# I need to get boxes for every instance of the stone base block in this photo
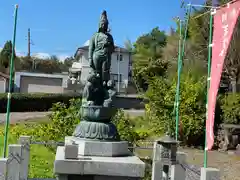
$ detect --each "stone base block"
[64,145,78,159]
[57,174,140,180]
[200,168,220,180]
[54,146,145,178]
[65,136,129,157]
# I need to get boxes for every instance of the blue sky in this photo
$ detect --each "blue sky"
[0,0,201,60]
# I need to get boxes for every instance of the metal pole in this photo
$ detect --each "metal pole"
[175,20,182,141]
[117,48,120,93]
[181,4,191,62]
[173,4,191,140]
[204,9,214,168]
[3,4,19,157]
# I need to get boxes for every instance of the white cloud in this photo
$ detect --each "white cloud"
[32,52,51,59]
[57,55,70,62]
[0,47,70,62]
[32,52,70,62]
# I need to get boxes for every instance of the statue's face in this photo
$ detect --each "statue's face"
[99,22,108,32]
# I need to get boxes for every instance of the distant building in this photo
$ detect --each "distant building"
[14,72,68,93]
[0,72,9,93]
[70,40,132,92]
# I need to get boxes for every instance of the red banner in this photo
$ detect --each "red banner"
[206,1,240,150]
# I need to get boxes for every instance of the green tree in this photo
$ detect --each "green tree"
[124,39,133,52]
[62,56,75,71]
[133,27,168,91]
[0,41,16,71]
[18,56,33,71]
[223,23,240,92]
[145,66,207,145]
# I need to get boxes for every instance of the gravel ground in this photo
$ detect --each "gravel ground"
[136,142,240,180]
[0,112,51,124]
[0,110,145,124]
[181,148,240,180]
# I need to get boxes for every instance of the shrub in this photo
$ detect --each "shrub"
[35,98,81,143]
[221,93,240,124]
[38,99,149,147]
[145,71,207,146]
[113,109,148,143]
[0,93,81,112]
[5,98,149,153]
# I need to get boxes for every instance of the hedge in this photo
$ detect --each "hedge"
[0,93,81,113]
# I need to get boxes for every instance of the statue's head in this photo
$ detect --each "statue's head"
[98,10,109,33]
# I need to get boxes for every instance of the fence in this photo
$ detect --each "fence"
[0,136,220,180]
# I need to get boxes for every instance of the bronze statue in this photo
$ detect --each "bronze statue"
[88,10,115,86]
[73,10,119,140]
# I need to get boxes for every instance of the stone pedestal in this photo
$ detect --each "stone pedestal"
[54,137,145,180]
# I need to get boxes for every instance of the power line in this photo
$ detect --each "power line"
[190,0,240,20]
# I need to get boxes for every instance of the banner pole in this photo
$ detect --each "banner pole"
[174,4,191,140]
[3,4,19,158]
[175,19,182,140]
[181,4,191,61]
[204,8,214,168]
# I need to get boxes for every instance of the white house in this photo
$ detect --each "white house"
[71,40,132,91]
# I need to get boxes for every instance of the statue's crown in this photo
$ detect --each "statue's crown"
[99,10,108,25]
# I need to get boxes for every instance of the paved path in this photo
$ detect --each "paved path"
[0,110,145,124]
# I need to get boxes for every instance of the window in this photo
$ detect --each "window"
[117,54,123,61]
[110,73,122,83]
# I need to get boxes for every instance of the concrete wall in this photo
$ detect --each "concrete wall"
[115,95,145,109]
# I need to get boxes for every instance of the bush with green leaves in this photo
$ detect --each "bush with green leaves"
[112,109,149,143]
[221,93,240,124]
[5,97,149,153]
[145,70,207,146]
[36,98,81,143]
[35,99,148,146]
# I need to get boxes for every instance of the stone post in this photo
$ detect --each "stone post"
[151,141,162,180]
[7,144,22,180]
[18,136,31,180]
[0,158,8,180]
[151,136,178,180]
[170,152,187,180]
[200,168,220,180]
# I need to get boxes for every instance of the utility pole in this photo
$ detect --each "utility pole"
[27,28,31,57]
[27,28,35,70]
[117,47,120,93]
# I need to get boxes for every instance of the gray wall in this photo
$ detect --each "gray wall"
[115,95,145,109]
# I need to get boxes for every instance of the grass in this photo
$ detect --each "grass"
[0,122,55,178]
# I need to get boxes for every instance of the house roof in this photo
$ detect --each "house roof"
[0,72,9,79]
